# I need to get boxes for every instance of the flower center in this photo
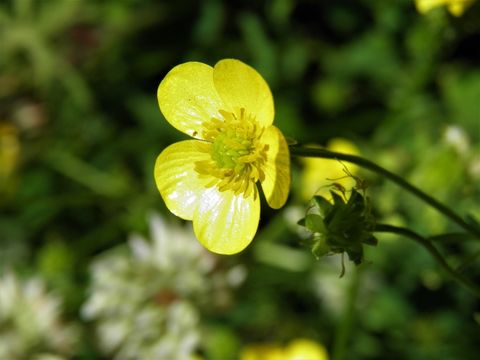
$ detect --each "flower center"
[195,108,269,198]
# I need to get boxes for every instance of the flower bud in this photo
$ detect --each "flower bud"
[299,189,377,265]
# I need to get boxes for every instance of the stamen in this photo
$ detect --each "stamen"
[194,108,269,198]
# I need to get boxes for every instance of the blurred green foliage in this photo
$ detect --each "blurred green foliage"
[0,0,479,359]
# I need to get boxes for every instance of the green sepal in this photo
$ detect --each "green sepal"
[311,233,331,258]
[305,214,327,234]
[299,189,378,269]
[330,190,345,207]
[311,195,332,218]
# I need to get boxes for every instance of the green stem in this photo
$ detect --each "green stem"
[456,249,480,274]
[374,223,480,298]
[290,146,480,239]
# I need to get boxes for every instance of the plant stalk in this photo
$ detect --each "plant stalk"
[290,146,480,239]
[374,223,480,298]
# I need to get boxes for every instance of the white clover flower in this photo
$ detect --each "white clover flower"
[82,212,246,360]
[443,125,470,156]
[0,271,78,359]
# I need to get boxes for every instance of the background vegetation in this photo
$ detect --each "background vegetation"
[1,0,479,359]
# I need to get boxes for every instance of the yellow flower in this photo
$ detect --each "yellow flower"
[284,339,329,360]
[301,138,359,202]
[240,344,285,360]
[154,59,290,255]
[240,339,329,360]
[0,122,20,182]
[414,0,475,16]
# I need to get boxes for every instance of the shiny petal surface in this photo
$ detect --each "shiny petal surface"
[193,188,260,255]
[260,126,290,209]
[154,140,210,220]
[213,59,274,127]
[157,62,224,139]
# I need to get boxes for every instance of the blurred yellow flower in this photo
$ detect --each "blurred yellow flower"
[154,59,290,255]
[284,339,329,360]
[240,344,285,360]
[301,138,359,202]
[0,122,20,182]
[414,0,475,16]
[240,339,328,360]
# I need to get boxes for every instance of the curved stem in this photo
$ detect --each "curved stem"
[456,249,480,274]
[290,146,480,239]
[374,223,480,298]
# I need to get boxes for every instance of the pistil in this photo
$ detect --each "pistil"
[194,108,268,198]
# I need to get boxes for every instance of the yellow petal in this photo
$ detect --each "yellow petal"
[284,339,329,360]
[448,0,474,16]
[240,344,285,360]
[414,0,473,15]
[415,0,448,13]
[157,62,224,139]
[193,187,260,255]
[260,126,290,209]
[213,59,274,127]
[154,140,210,220]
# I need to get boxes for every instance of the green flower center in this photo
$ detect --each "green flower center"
[195,108,269,198]
[211,131,253,169]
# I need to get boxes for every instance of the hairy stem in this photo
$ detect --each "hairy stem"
[290,146,480,239]
[374,223,480,298]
